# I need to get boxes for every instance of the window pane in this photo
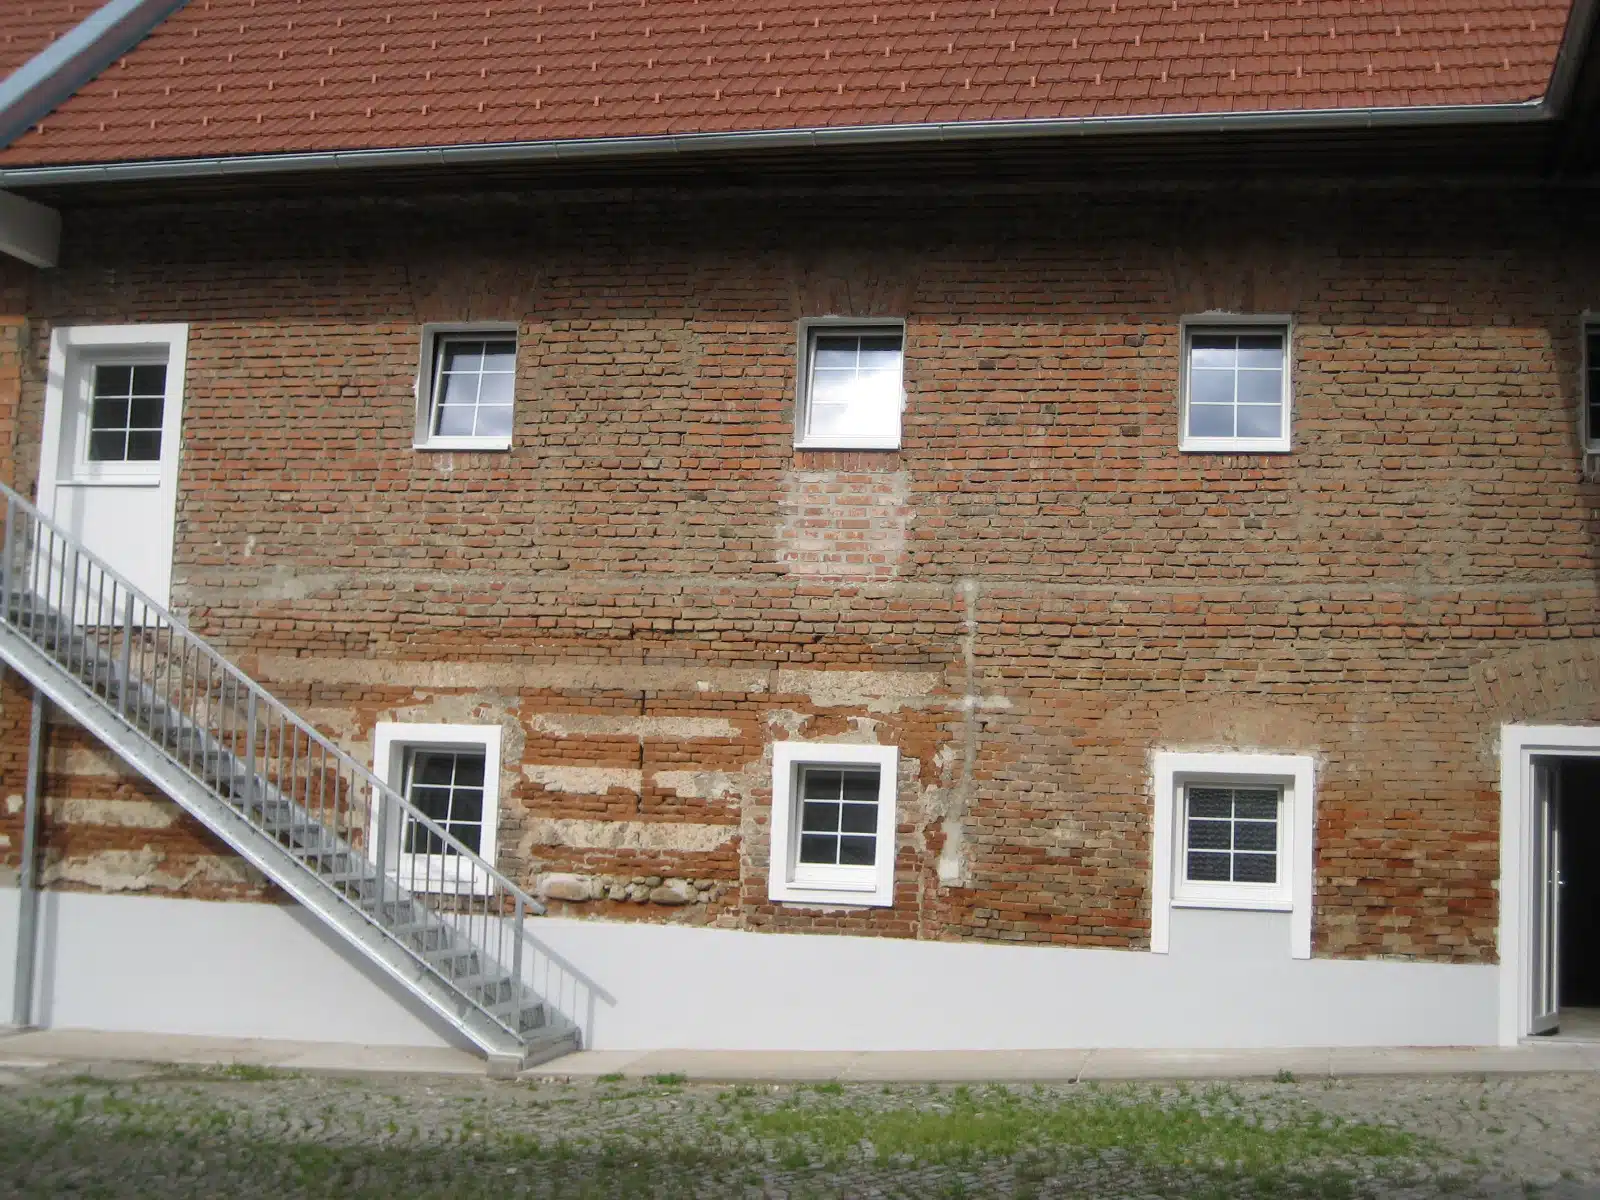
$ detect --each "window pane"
[440,340,485,372]
[1234,791,1279,819]
[129,396,165,429]
[801,769,842,799]
[91,397,130,432]
[1235,403,1282,439]
[1187,851,1231,881]
[88,431,126,462]
[1187,405,1233,439]
[1188,788,1233,818]
[838,835,876,866]
[130,364,167,395]
[799,834,836,865]
[1188,368,1234,407]
[450,788,484,826]
[840,802,877,833]
[473,405,514,438]
[857,337,903,368]
[806,404,853,438]
[812,337,859,369]
[801,801,840,833]
[1188,335,1235,368]
[95,365,132,395]
[840,770,879,802]
[1234,853,1277,883]
[475,369,515,406]
[480,341,516,373]
[1233,821,1276,851]
[124,431,162,461]
[434,401,477,437]
[1236,369,1282,408]
[1235,335,1283,368]
[1187,820,1231,850]
[808,371,856,408]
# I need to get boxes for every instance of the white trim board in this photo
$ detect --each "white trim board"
[1497,724,1600,1046]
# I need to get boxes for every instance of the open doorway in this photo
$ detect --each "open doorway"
[1550,758,1600,1040]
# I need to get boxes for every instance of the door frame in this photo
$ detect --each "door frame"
[1498,724,1600,1044]
[38,323,188,607]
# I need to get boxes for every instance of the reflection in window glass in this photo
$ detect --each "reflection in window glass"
[1185,330,1285,443]
[804,331,903,443]
[431,337,516,439]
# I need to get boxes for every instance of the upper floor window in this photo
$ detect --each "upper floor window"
[1585,322,1600,452]
[414,324,517,451]
[795,319,904,450]
[1180,320,1292,453]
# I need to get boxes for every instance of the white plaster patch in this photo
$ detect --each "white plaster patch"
[42,849,259,893]
[51,798,176,829]
[259,657,770,695]
[650,769,742,802]
[773,669,944,714]
[5,794,20,814]
[529,714,737,740]
[522,765,643,793]
[526,819,736,852]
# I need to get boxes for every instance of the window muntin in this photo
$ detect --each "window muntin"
[87,363,166,463]
[768,742,897,907]
[1586,326,1600,450]
[797,766,880,870]
[400,747,487,857]
[1184,784,1280,885]
[796,324,904,449]
[1180,324,1291,452]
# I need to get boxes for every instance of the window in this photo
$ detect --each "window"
[87,363,166,464]
[1180,320,1292,452]
[414,325,518,450]
[1150,752,1313,958]
[768,742,898,906]
[1585,322,1600,452]
[372,723,502,893]
[795,319,905,450]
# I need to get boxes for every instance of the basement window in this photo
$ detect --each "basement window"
[414,325,518,450]
[768,742,898,907]
[1180,319,1292,453]
[372,723,502,893]
[1151,752,1314,959]
[794,319,905,450]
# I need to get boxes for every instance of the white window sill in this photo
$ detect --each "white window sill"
[793,439,902,452]
[1179,437,1291,454]
[413,437,513,452]
[1171,894,1292,913]
[770,881,893,908]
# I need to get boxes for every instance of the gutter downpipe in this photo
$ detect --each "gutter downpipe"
[0,0,1593,190]
[11,691,45,1029]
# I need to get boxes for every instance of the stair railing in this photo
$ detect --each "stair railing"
[0,480,547,1037]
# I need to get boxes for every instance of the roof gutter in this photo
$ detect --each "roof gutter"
[0,0,1593,190]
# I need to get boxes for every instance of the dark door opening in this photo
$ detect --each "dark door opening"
[1556,759,1600,1021]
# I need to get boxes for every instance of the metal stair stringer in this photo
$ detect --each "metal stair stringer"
[0,481,579,1072]
[0,626,574,1068]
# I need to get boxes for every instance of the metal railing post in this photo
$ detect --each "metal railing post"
[512,897,526,1008]
[117,591,134,717]
[243,691,258,811]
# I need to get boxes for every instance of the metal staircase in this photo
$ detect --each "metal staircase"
[0,481,578,1071]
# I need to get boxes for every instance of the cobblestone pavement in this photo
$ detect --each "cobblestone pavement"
[0,1061,1597,1198]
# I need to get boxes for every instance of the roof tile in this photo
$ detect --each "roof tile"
[0,0,1577,167]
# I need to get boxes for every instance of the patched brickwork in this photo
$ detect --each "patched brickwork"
[2,181,1599,963]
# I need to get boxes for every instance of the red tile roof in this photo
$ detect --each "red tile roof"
[0,1,98,78]
[0,0,1577,168]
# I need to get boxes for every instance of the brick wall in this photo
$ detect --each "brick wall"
[2,180,1598,962]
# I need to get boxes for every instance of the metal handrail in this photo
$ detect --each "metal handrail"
[0,479,548,1042]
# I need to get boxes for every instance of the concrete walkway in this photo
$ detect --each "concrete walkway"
[3,1028,1600,1082]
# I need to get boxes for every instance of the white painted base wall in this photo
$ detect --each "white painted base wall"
[0,890,1498,1051]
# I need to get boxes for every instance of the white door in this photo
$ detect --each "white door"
[38,325,188,612]
[1530,757,1562,1035]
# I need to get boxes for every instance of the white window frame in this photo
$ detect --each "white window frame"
[793,316,906,451]
[768,741,898,907]
[1582,315,1599,453]
[1178,315,1293,454]
[413,322,518,451]
[371,722,502,894]
[1151,751,1313,958]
